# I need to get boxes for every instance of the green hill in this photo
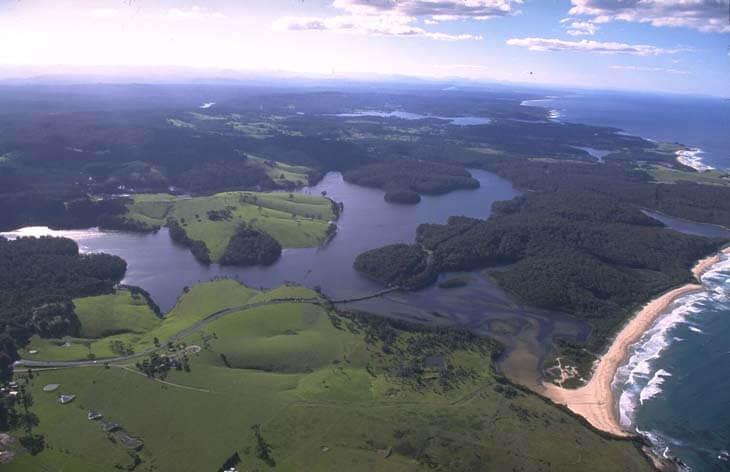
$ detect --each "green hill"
[10,281,653,472]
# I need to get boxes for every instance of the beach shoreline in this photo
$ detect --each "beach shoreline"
[541,247,729,437]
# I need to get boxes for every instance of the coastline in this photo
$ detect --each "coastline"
[541,247,729,437]
[675,147,713,172]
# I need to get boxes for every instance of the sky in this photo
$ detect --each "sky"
[0,0,728,96]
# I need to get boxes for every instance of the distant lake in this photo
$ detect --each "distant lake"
[334,110,491,126]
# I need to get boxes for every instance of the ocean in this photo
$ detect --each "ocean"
[531,91,730,471]
[522,91,730,171]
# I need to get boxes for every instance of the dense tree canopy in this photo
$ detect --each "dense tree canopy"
[220,223,282,266]
[415,190,726,349]
[344,160,479,204]
[354,243,436,289]
[0,236,127,379]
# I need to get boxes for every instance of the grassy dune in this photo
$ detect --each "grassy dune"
[121,191,336,261]
[12,281,652,472]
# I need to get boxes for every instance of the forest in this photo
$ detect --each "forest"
[167,218,211,264]
[219,223,282,266]
[343,160,479,204]
[353,243,437,289]
[356,189,728,372]
[0,236,127,379]
[471,154,730,228]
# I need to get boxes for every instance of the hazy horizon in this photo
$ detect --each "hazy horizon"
[0,0,727,97]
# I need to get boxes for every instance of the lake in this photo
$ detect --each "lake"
[334,110,492,126]
[1,168,589,383]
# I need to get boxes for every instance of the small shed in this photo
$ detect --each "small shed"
[57,394,75,405]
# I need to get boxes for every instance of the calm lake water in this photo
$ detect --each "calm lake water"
[335,110,492,126]
[1,168,590,383]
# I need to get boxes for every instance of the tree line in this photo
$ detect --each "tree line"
[0,236,127,379]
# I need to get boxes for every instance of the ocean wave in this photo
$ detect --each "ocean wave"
[615,292,709,427]
[676,148,714,172]
[615,252,730,468]
[640,369,671,405]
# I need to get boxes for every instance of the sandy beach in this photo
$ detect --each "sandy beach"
[541,249,728,436]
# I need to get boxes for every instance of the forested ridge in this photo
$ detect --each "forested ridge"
[354,244,436,289]
[0,236,127,379]
[421,191,724,341]
[344,160,479,204]
[360,189,726,376]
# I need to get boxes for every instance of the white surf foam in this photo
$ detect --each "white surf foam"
[676,148,714,172]
[200,102,215,109]
[615,252,730,467]
[615,292,709,426]
[640,369,671,404]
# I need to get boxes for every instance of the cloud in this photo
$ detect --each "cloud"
[91,9,121,20]
[332,0,523,20]
[609,65,688,74]
[274,15,482,40]
[568,0,730,33]
[560,19,598,36]
[273,1,518,40]
[167,6,225,21]
[506,37,686,55]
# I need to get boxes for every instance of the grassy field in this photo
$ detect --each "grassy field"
[9,281,653,472]
[245,154,312,186]
[120,191,336,261]
[20,280,259,362]
[646,165,730,186]
[74,289,161,339]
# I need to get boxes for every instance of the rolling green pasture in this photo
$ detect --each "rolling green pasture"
[120,191,336,261]
[74,288,161,339]
[11,281,652,472]
[20,280,259,362]
[245,154,311,186]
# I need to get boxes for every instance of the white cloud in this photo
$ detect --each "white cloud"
[568,0,730,33]
[562,20,598,36]
[91,9,121,20]
[609,65,688,74]
[274,0,517,40]
[274,15,482,40]
[506,37,686,55]
[332,0,522,20]
[167,6,225,21]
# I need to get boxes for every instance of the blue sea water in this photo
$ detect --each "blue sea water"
[523,91,730,170]
[614,257,730,471]
[534,91,730,471]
